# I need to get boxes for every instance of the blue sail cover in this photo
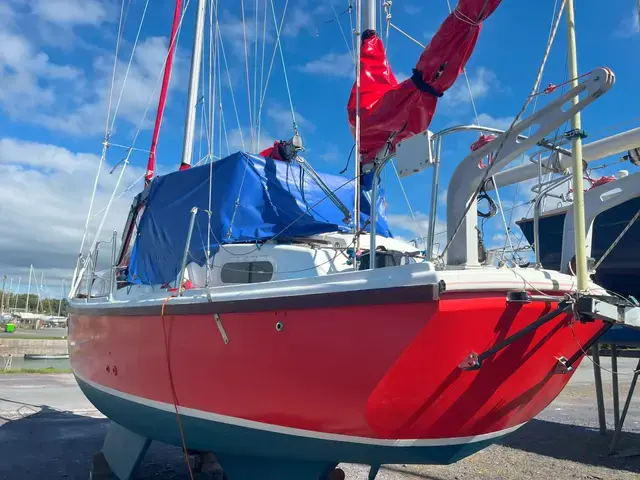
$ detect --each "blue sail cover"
[128,152,391,285]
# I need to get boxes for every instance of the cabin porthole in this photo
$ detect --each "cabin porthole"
[275,322,284,332]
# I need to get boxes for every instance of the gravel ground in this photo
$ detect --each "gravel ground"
[0,358,638,479]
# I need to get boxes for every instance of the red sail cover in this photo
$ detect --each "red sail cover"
[347,0,502,164]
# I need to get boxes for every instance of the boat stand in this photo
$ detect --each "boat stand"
[591,338,640,457]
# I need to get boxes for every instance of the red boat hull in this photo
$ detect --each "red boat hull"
[69,291,603,465]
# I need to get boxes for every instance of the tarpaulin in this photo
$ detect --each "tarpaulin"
[127,152,391,285]
[347,0,502,163]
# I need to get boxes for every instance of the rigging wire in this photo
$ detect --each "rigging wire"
[89,173,146,220]
[391,160,428,250]
[75,0,127,276]
[219,41,231,157]
[205,170,363,259]
[490,176,515,253]
[508,15,570,260]
[257,0,268,141]
[206,0,215,162]
[253,0,259,145]
[438,0,567,264]
[445,0,481,131]
[347,1,356,56]
[72,0,195,295]
[593,207,640,270]
[108,0,152,135]
[328,0,355,63]
[211,2,246,150]
[225,0,292,239]
[269,0,299,135]
[569,321,640,376]
[257,0,291,146]
[240,0,255,149]
[380,2,429,252]
[383,0,391,53]
[388,22,425,49]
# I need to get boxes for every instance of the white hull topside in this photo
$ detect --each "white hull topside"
[74,231,596,312]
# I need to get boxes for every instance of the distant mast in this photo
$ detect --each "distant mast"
[178,0,207,171]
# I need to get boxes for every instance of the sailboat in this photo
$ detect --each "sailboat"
[497,131,640,301]
[67,1,640,479]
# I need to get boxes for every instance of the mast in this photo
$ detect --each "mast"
[6,277,13,313]
[179,0,207,170]
[145,0,184,185]
[58,280,65,317]
[565,0,588,291]
[355,0,375,268]
[25,265,32,313]
[362,0,376,32]
[13,277,20,310]
[36,271,44,314]
[0,274,6,314]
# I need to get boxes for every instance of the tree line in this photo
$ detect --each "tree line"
[0,293,68,316]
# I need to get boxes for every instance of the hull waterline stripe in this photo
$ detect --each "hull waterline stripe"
[75,372,525,447]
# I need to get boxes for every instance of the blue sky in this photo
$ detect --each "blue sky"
[0,0,639,296]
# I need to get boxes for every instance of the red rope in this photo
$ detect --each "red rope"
[161,296,195,480]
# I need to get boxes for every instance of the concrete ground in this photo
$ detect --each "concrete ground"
[0,358,639,479]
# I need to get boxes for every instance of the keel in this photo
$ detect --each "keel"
[101,421,151,480]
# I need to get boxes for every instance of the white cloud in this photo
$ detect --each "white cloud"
[437,188,448,207]
[441,67,498,109]
[387,211,446,239]
[0,26,82,117]
[298,52,355,79]
[476,113,514,131]
[0,138,144,290]
[283,7,314,38]
[267,105,316,134]
[20,0,118,51]
[3,34,188,136]
[0,1,188,137]
[614,8,640,38]
[319,146,342,163]
[395,71,411,83]
[387,211,447,255]
[227,128,275,154]
[217,6,270,55]
[31,0,115,27]
[404,5,423,15]
[215,2,313,57]
[492,233,507,244]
